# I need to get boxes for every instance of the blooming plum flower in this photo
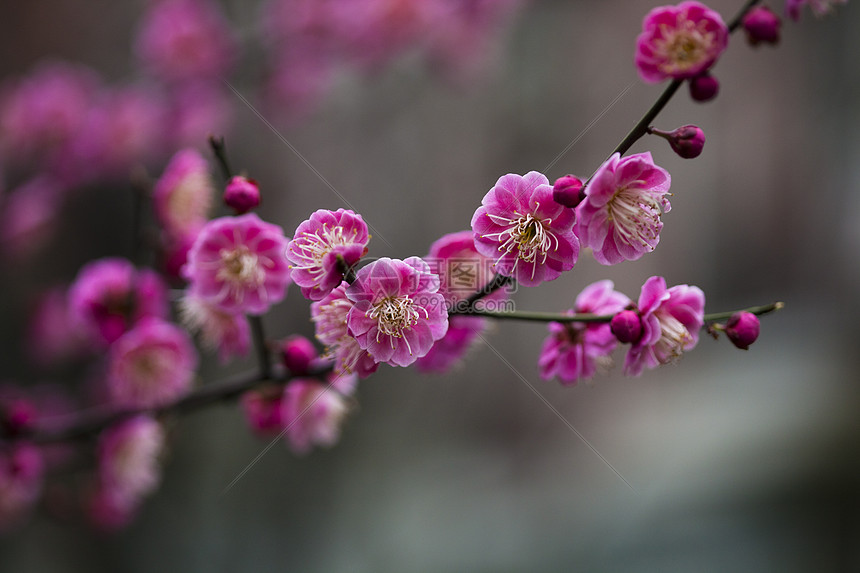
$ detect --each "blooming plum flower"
[635,1,729,83]
[106,319,198,408]
[184,214,291,315]
[178,293,250,364]
[152,148,215,240]
[311,282,379,378]
[68,258,169,347]
[624,276,705,376]
[575,152,671,266]
[90,416,164,529]
[472,171,579,287]
[538,280,630,385]
[287,208,370,301]
[346,257,448,367]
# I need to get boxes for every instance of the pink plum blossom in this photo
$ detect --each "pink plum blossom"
[575,152,671,266]
[287,208,370,301]
[624,276,705,376]
[178,292,250,364]
[416,230,504,373]
[152,148,215,240]
[134,0,237,82]
[183,214,291,315]
[106,319,198,408]
[0,443,44,531]
[240,387,287,437]
[634,1,729,83]
[282,371,358,454]
[786,0,848,20]
[68,258,169,347]
[311,282,379,378]
[472,171,579,287]
[346,257,449,367]
[90,416,164,529]
[0,176,64,261]
[538,280,631,385]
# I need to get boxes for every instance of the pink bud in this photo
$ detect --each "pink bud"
[224,176,261,214]
[689,73,720,103]
[742,6,781,46]
[650,125,706,159]
[552,175,584,208]
[240,389,285,436]
[725,311,760,350]
[610,310,643,344]
[281,335,317,375]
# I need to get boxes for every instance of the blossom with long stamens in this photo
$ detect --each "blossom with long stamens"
[287,208,369,301]
[183,213,291,315]
[575,152,671,266]
[346,257,448,367]
[635,1,729,83]
[624,276,705,376]
[471,171,578,287]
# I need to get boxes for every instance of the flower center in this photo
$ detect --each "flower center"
[217,245,264,288]
[656,20,716,73]
[485,209,559,278]
[366,296,427,353]
[606,183,664,250]
[290,224,360,280]
[654,311,693,363]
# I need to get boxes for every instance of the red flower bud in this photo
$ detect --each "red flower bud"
[725,311,760,350]
[224,176,261,214]
[552,175,585,208]
[610,310,643,344]
[689,72,720,103]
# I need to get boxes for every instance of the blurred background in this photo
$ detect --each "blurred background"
[1,0,860,571]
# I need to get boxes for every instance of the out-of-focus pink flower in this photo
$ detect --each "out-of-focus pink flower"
[178,292,250,364]
[26,286,86,366]
[635,1,729,83]
[240,387,286,437]
[575,152,671,266]
[0,176,64,261]
[106,319,197,408]
[538,280,630,385]
[416,230,503,373]
[346,257,448,367]
[786,0,848,20]
[281,335,318,376]
[90,415,164,530]
[68,86,166,180]
[183,214,291,315]
[472,171,579,287]
[282,372,357,454]
[152,149,214,240]
[311,282,379,378]
[0,61,101,166]
[0,443,44,531]
[165,82,234,149]
[134,0,237,82]
[624,276,705,376]
[287,208,370,301]
[68,258,169,347]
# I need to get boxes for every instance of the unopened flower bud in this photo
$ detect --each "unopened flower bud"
[610,310,643,344]
[552,175,584,208]
[725,311,760,350]
[281,335,317,375]
[742,6,781,46]
[224,176,260,214]
[649,125,706,159]
[689,72,720,102]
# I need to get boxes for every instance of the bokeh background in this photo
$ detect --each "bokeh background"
[2,0,860,571]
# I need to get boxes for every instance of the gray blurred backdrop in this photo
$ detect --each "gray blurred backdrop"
[2,0,860,571]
